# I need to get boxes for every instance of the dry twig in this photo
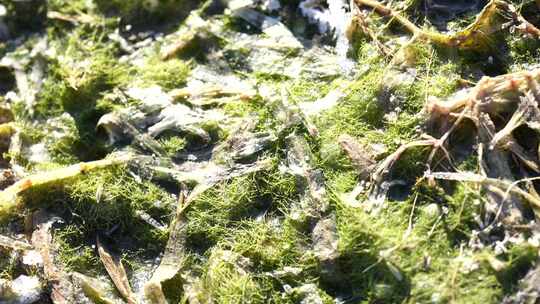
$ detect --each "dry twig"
[0,153,132,218]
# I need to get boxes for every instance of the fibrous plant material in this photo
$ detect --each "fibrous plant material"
[284,134,328,216]
[230,3,304,51]
[47,11,96,25]
[3,0,540,302]
[30,210,77,303]
[144,188,189,304]
[353,0,540,52]
[97,86,225,148]
[143,126,275,302]
[425,171,540,211]
[348,5,391,56]
[170,82,257,106]
[372,68,540,225]
[161,13,212,60]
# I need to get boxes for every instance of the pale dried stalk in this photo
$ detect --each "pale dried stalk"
[0,153,132,218]
[490,92,540,150]
[30,211,76,303]
[170,84,256,106]
[372,139,437,184]
[97,236,137,304]
[47,11,96,25]
[144,188,189,304]
[427,70,540,122]
[0,234,33,251]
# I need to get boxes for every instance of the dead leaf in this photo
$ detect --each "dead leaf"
[97,236,137,304]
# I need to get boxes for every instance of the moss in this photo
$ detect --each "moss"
[140,57,191,90]
[94,0,199,27]
[19,165,175,274]
[326,176,514,302]
[177,164,346,301]
[287,79,332,105]
[157,134,187,158]
[225,220,314,272]
[196,248,267,303]
[335,203,410,301]
[21,27,134,162]
[305,19,536,300]
[34,26,131,119]
[315,40,461,186]
[185,165,298,253]
[190,216,323,302]
[56,225,104,275]
[48,0,95,15]
[496,242,538,293]
[315,64,386,143]
[3,0,539,301]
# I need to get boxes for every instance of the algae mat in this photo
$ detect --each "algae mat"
[0,0,540,303]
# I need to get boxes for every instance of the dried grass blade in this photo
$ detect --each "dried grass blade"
[97,236,137,304]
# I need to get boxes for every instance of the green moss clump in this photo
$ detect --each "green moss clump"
[196,248,267,303]
[315,64,385,143]
[185,166,298,253]
[506,35,540,71]
[157,134,187,157]
[56,225,103,274]
[140,57,191,90]
[20,166,176,275]
[335,203,410,302]
[332,181,506,303]
[48,0,94,15]
[225,220,314,273]
[287,79,332,105]
[171,165,348,301]
[18,27,134,162]
[94,0,199,26]
[33,26,131,119]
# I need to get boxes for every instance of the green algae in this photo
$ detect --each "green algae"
[16,165,174,276]
[0,0,539,302]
